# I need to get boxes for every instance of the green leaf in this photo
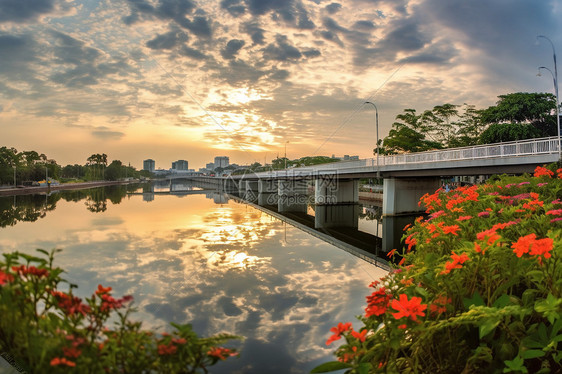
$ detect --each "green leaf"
[479,320,500,339]
[521,349,546,359]
[503,355,527,373]
[493,294,511,308]
[310,361,352,373]
[357,363,370,374]
[464,291,485,310]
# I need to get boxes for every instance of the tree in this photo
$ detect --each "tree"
[105,160,123,181]
[382,109,444,153]
[478,92,557,143]
[449,104,486,147]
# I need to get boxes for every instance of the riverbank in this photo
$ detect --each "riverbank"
[0,180,139,197]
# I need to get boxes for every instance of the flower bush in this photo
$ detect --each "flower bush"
[0,249,240,373]
[314,164,562,374]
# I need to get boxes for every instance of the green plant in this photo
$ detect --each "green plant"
[314,165,562,373]
[0,249,240,373]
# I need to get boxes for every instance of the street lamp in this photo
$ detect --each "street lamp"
[364,101,380,178]
[13,166,16,187]
[284,141,289,169]
[537,35,560,158]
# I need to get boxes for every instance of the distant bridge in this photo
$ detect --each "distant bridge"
[188,137,560,219]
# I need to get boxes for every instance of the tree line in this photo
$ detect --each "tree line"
[379,92,559,154]
[0,149,150,186]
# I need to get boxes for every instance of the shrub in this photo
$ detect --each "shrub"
[0,249,240,373]
[315,165,562,373]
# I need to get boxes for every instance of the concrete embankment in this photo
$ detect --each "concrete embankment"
[0,181,137,197]
[358,191,383,202]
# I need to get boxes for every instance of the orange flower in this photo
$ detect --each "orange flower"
[50,357,76,367]
[442,225,460,236]
[534,166,554,178]
[157,343,178,355]
[207,347,237,360]
[429,294,451,315]
[95,284,112,295]
[326,322,353,345]
[440,252,470,274]
[512,234,553,259]
[351,329,368,342]
[456,215,472,221]
[390,294,427,322]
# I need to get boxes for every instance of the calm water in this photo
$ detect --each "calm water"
[0,184,388,373]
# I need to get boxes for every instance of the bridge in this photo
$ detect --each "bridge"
[191,137,560,223]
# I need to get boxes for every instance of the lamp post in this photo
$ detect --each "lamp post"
[13,166,16,187]
[537,35,560,158]
[364,101,380,178]
[284,141,289,169]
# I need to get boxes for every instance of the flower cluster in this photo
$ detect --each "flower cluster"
[318,164,562,374]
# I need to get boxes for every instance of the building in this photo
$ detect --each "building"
[206,162,215,171]
[214,156,229,169]
[172,160,188,171]
[143,159,155,172]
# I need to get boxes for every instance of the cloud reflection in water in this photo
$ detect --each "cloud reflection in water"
[0,192,387,373]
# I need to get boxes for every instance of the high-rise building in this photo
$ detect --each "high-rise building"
[206,162,215,170]
[172,160,188,171]
[143,159,155,172]
[214,156,229,169]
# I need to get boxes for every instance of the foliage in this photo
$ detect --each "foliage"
[479,123,544,144]
[316,165,562,373]
[382,109,444,153]
[0,249,240,373]
[0,147,61,185]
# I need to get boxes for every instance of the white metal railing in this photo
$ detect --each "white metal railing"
[247,137,560,178]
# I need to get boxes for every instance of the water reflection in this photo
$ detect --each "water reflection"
[0,184,388,373]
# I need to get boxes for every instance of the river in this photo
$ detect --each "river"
[0,182,392,373]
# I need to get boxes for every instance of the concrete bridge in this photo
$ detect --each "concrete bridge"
[190,137,560,224]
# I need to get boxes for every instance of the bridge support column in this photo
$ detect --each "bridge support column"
[278,180,308,213]
[314,178,359,228]
[258,179,278,206]
[382,177,440,216]
[244,180,259,203]
[223,179,238,193]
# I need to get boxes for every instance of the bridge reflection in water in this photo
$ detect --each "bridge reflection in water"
[156,177,417,269]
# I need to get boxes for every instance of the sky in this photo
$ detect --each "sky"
[0,0,561,170]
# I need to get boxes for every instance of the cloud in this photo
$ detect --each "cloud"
[262,35,303,62]
[92,127,126,140]
[221,39,245,60]
[220,0,246,17]
[244,0,315,30]
[146,28,189,50]
[0,33,38,77]
[325,3,342,14]
[0,0,56,23]
[242,22,266,45]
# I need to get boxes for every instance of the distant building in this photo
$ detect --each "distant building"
[342,155,359,161]
[214,156,229,169]
[172,160,188,171]
[143,159,155,172]
[206,162,215,170]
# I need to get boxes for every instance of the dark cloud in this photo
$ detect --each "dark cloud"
[123,0,212,37]
[302,49,321,58]
[49,30,101,65]
[146,28,188,50]
[353,20,376,30]
[0,0,56,23]
[325,3,342,14]
[178,45,207,60]
[220,0,246,16]
[221,39,245,59]
[0,33,37,76]
[263,35,302,62]
[319,30,344,46]
[242,22,266,45]
[244,0,315,30]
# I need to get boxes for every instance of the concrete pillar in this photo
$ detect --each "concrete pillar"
[315,178,358,205]
[278,179,308,213]
[314,204,360,229]
[238,179,246,195]
[257,179,278,206]
[244,180,259,203]
[223,179,238,193]
[382,177,440,216]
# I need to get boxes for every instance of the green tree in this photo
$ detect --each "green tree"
[383,109,443,153]
[105,160,123,181]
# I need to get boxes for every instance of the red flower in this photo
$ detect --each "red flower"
[95,284,112,295]
[546,209,562,216]
[405,233,417,252]
[326,322,352,345]
[50,357,76,367]
[207,347,237,360]
[62,346,82,358]
[512,234,553,259]
[51,291,91,316]
[534,166,554,178]
[442,225,460,236]
[11,265,49,278]
[440,252,470,274]
[351,329,368,342]
[456,215,472,222]
[365,288,391,318]
[157,343,178,355]
[429,294,451,315]
[390,294,427,322]
[172,338,187,344]
[0,270,14,285]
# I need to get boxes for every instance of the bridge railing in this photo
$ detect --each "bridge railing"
[246,137,559,178]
